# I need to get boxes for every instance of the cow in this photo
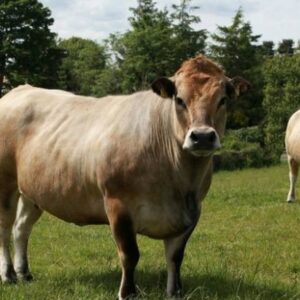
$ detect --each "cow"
[0,55,249,299]
[285,109,300,203]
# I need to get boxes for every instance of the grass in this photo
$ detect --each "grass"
[1,163,300,299]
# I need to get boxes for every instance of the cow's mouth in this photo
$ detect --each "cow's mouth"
[183,139,221,157]
[189,147,219,157]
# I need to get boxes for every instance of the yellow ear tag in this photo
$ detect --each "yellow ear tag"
[160,88,168,98]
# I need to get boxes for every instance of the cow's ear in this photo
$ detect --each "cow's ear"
[229,76,251,97]
[151,77,176,99]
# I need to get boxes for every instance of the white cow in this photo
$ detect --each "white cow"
[286,109,300,202]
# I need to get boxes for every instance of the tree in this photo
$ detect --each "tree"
[210,8,262,128]
[260,41,275,57]
[0,0,64,96]
[114,0,175,93]
[277,39,294,55]
[296,40,300,53]
[263,54,300,162]
[101,0,207,94]
[171,0,207,62]
[58,37,107,95]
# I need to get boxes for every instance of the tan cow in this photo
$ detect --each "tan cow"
[285,109,300,202]
[0,55,249,299]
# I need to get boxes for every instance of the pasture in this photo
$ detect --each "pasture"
[1,163,299,300]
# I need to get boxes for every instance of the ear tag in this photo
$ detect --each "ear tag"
[160,88,168,98]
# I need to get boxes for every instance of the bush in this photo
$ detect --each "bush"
[214,126,269,171]
[262,54,300,162]
[214,144,265,170]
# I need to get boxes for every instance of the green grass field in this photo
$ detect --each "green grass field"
[1,163,299,300]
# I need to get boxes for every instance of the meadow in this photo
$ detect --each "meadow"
[1,163,299,300]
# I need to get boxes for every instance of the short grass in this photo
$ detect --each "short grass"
[1,163,300,300]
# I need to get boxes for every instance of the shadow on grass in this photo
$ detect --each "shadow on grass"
[51,269,298,300]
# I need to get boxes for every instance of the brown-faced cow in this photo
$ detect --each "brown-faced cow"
[0,55,249,299]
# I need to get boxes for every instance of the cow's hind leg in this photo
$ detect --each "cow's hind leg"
[287,156,298,203]
[13,195,42,281]
[0,185,19,283]
[105,197,139,300]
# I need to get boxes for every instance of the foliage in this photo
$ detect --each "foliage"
[92,63,123,97]
[225,126,264,145]
[0,0,64,96]
[210,8,263,129]
[170,0,207,63]
[1,164,299,299]
[259,41,275,57]
[214,127,268,170]
[214,145,265,170]
[113,1,174,93]
[58,37,107,96]
[263,54,300,162]
[277,39,294,55]
[96,0,207,95]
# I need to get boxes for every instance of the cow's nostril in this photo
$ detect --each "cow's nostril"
[190,131,199,143]
[208,131,216,142]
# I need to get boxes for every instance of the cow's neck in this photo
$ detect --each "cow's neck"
[152,98,213,190]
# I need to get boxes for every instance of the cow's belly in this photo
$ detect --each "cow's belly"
[132,192,201,239]
[21,189,108,225]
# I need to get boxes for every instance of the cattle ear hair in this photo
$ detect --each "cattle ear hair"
[151,77,176,99]
[230,76,251,97]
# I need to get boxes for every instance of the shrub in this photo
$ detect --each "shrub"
[262,54,300,162]
[214,126,269,171]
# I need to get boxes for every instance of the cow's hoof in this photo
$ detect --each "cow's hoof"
[17,272,33,282]
[118,292,137,300]
[2,277,17,284]
[287,199,295,203]
[1,266,17,284]
[166,289,183,299]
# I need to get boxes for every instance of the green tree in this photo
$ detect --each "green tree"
[115,0,175,93]
[277,39,294,55]
[171,0,207,62]
[263,54,300,162]
[210,8,262,128]
[58,37,106,95]
[260,41,275,57]
[101,0,207,95]
[0,0,64,96]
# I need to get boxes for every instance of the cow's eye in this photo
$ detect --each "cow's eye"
[218,97,227,109]
[175,97,186,109]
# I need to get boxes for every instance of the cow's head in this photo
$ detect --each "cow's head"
[151,55,250,157]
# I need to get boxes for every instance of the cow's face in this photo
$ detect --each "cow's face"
[152,55,250,157]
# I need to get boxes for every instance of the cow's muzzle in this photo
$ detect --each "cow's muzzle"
[183,127,221,156]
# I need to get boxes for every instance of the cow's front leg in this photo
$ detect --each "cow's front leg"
[164,223,198,298]
[105,197,139,300]
[287,156,298,202]
[13,195,42,281]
